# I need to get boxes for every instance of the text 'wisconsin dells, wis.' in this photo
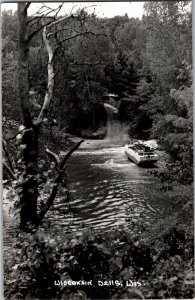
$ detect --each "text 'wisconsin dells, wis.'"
[54,280,143,287]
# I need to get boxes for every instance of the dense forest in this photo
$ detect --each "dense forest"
[2,1,193,182]
[2,1,193,299]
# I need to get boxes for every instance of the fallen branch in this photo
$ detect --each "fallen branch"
[45,146,60,166]
[38,140,84,222]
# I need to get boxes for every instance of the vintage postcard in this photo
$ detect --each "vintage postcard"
[2,1,193,299]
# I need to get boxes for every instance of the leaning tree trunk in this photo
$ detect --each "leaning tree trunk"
[18,3,39,230]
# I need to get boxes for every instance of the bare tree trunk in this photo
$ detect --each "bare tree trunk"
[37,26,54,123]
[18,3,39,230]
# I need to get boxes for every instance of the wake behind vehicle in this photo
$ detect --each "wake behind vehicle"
[124,141,159,166]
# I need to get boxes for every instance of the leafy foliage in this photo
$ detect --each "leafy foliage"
[4,201,194,299]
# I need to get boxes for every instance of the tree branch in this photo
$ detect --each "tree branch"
[28,2,65,40]
[46,14,74,30]
[59,139,84,170]
[54,30,107,55]
[38,140,84,222]
[3,161,16,180]
[28,19,54,41]
[24,2,31,12]
[53,32,84,55]
[28,15,44,25]
[47,26,69,38]
[41,2,63,16]
[3,139,15,172]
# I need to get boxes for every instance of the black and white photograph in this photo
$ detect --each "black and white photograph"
[2,1,193,299]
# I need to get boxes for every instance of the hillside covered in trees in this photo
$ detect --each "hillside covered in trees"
[2,1,193,299]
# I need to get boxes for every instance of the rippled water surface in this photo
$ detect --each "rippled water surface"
[4,143,171,247]
[50,144,170,230]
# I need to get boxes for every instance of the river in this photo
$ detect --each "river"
[3,139,172,247]
[48,140,171,232]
